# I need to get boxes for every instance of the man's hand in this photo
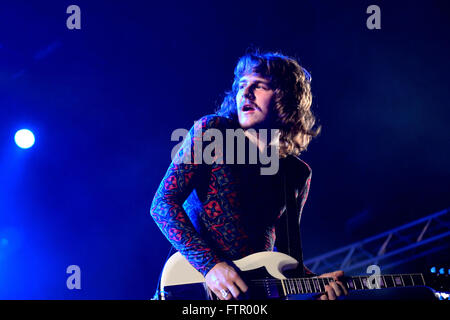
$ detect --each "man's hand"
[205,262,248,300]
[317,270,348,300]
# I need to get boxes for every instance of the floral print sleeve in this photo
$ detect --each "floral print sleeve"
[150,115,224,276]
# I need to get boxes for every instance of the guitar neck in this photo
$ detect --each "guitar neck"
[278,273,427,296]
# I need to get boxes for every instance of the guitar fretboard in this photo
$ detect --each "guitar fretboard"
[272,273,426,296]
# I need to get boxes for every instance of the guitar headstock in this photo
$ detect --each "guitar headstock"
[424,267,450,294]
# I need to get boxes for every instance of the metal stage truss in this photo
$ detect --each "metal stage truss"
[304,207,450,275]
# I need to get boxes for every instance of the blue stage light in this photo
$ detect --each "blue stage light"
[430,266,436,273]
[439,268,445,275]
[14,129,35,149]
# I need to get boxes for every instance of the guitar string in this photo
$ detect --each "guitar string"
[229,278,429,296]
[246,273,423,285]
[248,273,423,283]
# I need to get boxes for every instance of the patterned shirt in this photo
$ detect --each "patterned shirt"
[150,115,313,276]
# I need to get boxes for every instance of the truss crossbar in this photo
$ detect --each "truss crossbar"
[304,208,450,274]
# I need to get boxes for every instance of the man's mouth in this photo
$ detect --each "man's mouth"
[242,104,257,112]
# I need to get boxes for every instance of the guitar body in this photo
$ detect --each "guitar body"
[160,251,299,300]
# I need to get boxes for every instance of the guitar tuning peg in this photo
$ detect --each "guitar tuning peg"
[430,266,436,273]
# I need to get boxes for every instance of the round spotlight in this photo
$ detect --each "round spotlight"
[14,129,35,149]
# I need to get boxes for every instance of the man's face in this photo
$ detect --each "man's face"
[236,73,275,129]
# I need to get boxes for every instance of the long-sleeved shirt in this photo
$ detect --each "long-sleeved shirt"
[150,114,312,276]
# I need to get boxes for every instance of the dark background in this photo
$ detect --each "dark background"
[0,0,449,299]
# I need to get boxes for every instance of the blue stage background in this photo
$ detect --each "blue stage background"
[0,0,449,299]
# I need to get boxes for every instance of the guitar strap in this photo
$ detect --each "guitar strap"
[282,159,305,277]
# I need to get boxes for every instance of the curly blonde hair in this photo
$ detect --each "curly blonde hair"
[216,51,321,157]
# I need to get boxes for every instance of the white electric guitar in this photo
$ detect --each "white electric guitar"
[159,251,449,300]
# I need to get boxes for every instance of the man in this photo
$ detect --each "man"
[151,51,347,300]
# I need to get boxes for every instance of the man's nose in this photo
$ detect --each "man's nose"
[243,85,255,99]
